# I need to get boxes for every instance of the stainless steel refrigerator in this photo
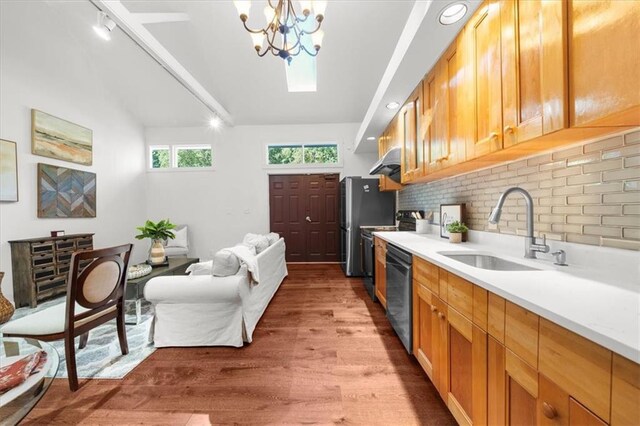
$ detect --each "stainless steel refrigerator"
[340,177,396,276]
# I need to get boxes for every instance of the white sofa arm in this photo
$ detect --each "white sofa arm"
[144,273,247,304]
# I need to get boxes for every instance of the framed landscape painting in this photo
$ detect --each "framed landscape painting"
[0,139,19,201]
[37,163,96,218]
[32,109,93,166]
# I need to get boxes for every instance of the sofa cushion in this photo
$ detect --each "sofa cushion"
[212,249,241,277]
[186,260,213,276]
[243,233,269,254]
[265,232,280,246]
[167,226,188,248]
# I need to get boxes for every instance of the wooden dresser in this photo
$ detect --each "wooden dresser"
[9,233,94,308]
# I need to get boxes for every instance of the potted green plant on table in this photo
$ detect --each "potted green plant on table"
[446,221,468,243]
[135,219,176,265]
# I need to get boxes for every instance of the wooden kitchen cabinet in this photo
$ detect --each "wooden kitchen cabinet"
[465,0,503,160]
[377,130,402,192]
[568,0,640,127]
[400,85,423,183]
[501,0,568,147]
[427,37,467,174]
[411,256,640,426]
[374,237,387,308]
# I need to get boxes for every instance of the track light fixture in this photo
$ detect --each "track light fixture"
[93,11,116,41]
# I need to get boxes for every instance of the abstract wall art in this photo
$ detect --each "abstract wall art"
[32,109,93,166]
[38,163,96,218]
[0,139,19,202]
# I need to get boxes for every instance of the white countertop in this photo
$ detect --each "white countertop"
[374,231,640,363]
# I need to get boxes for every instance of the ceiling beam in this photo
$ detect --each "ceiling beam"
[91,0,234,126]
[132,13,190,25]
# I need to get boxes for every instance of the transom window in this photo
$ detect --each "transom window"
[149,144,212,170]
[267,143,339,166]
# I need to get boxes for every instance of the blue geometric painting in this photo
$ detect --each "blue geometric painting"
[37,163,96,218]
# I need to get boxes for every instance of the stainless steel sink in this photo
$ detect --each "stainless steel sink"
[439,253,540,271]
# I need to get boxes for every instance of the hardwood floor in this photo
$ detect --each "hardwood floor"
[24,264,455,425]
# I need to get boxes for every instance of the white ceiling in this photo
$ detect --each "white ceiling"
[3,1,479,151]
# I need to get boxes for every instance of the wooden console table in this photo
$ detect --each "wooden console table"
[125,257,199,324]
[9,234,94,308]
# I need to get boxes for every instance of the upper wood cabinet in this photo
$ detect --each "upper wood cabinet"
[465,1,503,160]
[377,130,402,192]
[401,86,423,183]
[501,0,568,147]
[568,0,640,127]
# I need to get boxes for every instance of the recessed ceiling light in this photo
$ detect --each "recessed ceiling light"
[209,116,222,129]
[386,102,400,110]
[439,3,467,25]
[93,11,116,41]
[366,136,376,141]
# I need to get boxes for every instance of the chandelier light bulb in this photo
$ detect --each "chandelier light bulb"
[250,32,265,51]
[311,29,324,50]
[312,0,327,19]
[234,0,251,20]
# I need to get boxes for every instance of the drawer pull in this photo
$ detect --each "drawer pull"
[542,402,557,419]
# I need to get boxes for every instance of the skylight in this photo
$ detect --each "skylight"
[285,12,319,92]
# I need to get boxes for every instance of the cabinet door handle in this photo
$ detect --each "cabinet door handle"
[430,306,437,312]
[490,132,499,140]
[542,402,557,419]
[438,312,445,320]
[504,125,514,134]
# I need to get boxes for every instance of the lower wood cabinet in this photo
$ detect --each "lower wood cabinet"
[374,238,387,308]
[412,257,639,426]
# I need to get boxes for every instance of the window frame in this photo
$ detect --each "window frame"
[148,143,214,172]
[264,142,342,169]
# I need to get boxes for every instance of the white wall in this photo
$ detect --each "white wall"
[146,123,378,259]
[0,2,148,302]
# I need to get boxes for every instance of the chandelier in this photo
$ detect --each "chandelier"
[233,0,326,63]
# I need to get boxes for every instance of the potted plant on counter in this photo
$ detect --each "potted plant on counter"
[446,221,468,243]
[135,219,176,265]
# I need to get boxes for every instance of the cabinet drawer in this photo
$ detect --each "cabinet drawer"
[539,318,612,422]
[56,251,73,264]
[414,257,439,294]
[447,273,473,321]
[32,254,54,268]
[488,293,506,343]
[31,242,53,254]
[55,239,75,251]
[505,301,539,368]
[76,237,93,250]
[32,266,56,282]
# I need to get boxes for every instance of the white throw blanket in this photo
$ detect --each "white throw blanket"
[226,244,260,284]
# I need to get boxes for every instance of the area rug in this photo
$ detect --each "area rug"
[8,298,155,379]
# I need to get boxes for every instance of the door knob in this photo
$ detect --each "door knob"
[306,216,312,223]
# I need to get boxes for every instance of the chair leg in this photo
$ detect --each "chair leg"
[78,332,89,349]
[117,307,129,355]
[65,335,79,391]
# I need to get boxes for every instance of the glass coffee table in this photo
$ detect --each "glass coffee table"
[0,337,59,425]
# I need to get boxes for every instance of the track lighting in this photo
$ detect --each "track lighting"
[93,11,116,41]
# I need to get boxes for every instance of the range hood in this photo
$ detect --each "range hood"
[369,147,401,182]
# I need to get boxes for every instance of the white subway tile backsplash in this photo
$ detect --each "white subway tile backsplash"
[398,129,640,250]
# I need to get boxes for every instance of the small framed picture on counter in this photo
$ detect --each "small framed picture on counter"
[50,230,65,237]
[440,204,465,239]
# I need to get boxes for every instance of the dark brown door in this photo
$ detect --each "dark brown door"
[269,174,340,262]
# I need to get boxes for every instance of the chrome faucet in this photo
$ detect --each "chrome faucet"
[489,187,550,259]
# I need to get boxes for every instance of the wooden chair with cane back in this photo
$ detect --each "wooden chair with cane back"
[1,243,133,391]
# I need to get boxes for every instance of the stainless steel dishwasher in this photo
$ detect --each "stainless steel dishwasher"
[385,243,413,353]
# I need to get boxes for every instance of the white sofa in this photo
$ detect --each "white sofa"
[144,238,287,347]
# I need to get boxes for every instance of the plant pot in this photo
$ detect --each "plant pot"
[449,233,462,243]
[148,239,166,265]
[0,272,15,324]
